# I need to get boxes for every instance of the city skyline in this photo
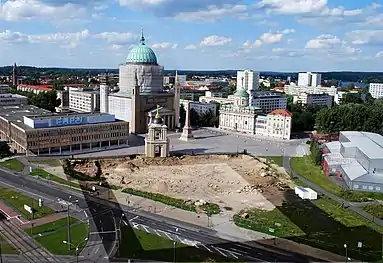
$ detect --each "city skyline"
[0,0,382,71]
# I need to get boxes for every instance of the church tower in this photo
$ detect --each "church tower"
[233,77,249,108]
[131,70,141,134]
[174,70,181,130]
[145,105,170,157]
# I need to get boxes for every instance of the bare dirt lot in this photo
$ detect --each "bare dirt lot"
[72,154,292,214]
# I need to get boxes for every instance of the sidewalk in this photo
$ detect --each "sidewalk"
[20,212,67,229]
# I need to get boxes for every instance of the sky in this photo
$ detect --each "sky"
[0,0,382,72]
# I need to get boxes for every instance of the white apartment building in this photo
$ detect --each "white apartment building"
[251,92,287,113]
[0,94,28,106]
[237,70,260,93]
[179,99,217,116]
[293,93,333,108]
[69,89,100,113]
[284,84,337,96]
[298,72,322,87]
[199,90,234,104]
[369,83,383,99]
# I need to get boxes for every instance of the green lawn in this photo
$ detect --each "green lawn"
[30,168,80,189]
[31,159,62,167]
[234,194,383,261]
[262,156,284,167]
[0,236,19,254]
[362,204,383,220]
[0,187,54,220]
[0,159,25,172]
[118,228,240,262]
[26,217,89,255]
[291,156,383,202]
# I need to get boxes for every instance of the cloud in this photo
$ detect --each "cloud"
[305,34,341,49]
[376,51,383,58]
[0,29,141,50]
[152,42,178,49]
[346,30,383,45]
[117,0,241,17]
[260,29,294,44]
[0,0,100,22]
[172,4,249,22]
[243,40,262,49]
[200,35,232,47]
[93,32,137,46]
[184,44,197,50]
[0,29,91,48]
[256,0,328,15]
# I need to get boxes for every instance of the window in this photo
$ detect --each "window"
[245,121,247,125]
[376,187,381,191]
[368,186,373,190]
[362,185,367,190]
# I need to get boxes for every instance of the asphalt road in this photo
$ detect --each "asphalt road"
[0,168,324,263]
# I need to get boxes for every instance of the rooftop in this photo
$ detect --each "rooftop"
[0,105,51,131]
[17,84,53,91]
[269,109,292,117]
[341,131,383,159]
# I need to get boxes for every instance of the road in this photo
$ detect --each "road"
[0,168,325,262]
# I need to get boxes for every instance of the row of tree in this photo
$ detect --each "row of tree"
[315,100,383,134]
[179,103,220,128]
[9,88,61,112]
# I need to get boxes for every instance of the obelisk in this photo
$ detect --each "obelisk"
[179,101,194,141]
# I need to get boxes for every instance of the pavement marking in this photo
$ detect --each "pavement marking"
[141,225,150,233]
[0,208,11,219]
[129,215,139,222]
[156,229,173,240]
[84,210,87,218]
[212,246,227,257]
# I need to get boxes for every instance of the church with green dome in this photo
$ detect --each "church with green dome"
[99,29,181,134]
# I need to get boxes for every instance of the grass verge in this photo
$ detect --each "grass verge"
[291,156,383,202]
[0,159,24,172]
[118,228,241,262]
[362,204,383,220]
[0,236,19,254]
[262,156,284,167]
[234,192,383,261]
[0,187,54,220]
[122,188,220,215]
[25,217,89,255]
[30,168,80,189]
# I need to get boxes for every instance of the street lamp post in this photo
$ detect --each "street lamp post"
[344,244,348,262]
[173,228,179,263]
[66,196,79,251]
[63,237,88,263]
[117,213,125,257]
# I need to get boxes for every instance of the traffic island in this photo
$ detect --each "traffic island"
[25,217,89,256]
[0,187,54,220]
[117,228,242,262]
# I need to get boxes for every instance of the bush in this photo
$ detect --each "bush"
[122,188,220,215]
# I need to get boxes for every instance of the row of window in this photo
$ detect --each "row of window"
[27,125,127,138]
[353,184,381,191]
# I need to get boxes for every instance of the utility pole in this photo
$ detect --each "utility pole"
[67,196,71,251]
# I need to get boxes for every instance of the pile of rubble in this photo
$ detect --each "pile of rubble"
[236,185,260,194]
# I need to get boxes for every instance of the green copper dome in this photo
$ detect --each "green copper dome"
[126,31,158,65]
[234,87,249,97]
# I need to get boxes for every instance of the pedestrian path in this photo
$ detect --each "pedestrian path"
[20,213,67,229]
[284,156,383,227]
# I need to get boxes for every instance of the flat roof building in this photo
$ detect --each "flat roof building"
[323,131,383,193]
[0,105,129,156]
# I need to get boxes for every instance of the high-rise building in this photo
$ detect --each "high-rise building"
[369,83,383,99]
[298,72,321,87]
[236,70,260,106]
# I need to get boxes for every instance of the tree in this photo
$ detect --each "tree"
[0,141,11,158]
[179,104,186,125]
[341,92,363,104]
[309,140,322,165]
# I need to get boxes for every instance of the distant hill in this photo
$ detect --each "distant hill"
[0,66,382,83]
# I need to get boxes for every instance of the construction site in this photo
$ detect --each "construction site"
[68,154,293,214]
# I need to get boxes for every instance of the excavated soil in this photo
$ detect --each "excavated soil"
[71,155,292,213]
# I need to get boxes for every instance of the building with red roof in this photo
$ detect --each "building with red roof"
[17,84,53,94]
